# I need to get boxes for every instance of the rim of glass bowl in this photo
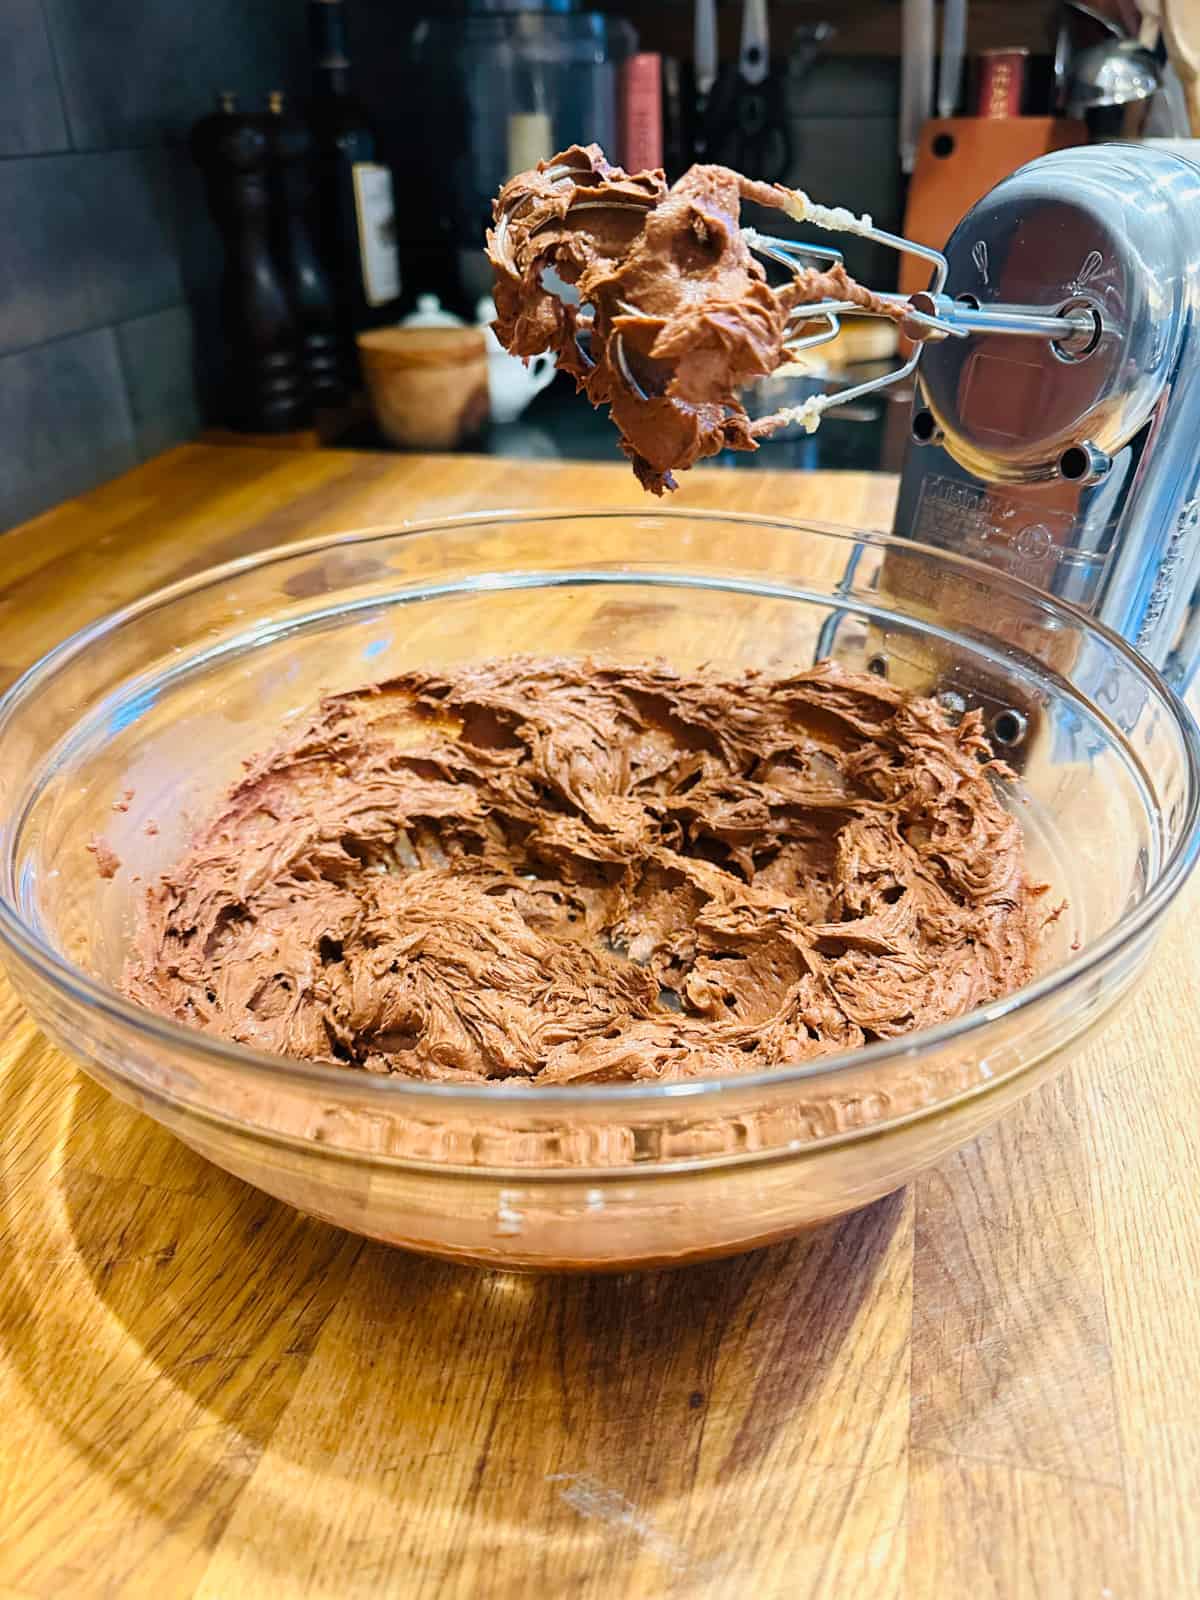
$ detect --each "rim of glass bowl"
[1,507,1198,1110]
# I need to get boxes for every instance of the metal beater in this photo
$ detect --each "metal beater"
[494,146,1200,694]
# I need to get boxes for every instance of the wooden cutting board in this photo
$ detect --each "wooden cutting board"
[898,116,1089,298]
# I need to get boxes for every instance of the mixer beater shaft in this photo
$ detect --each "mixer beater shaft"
[738,224,1102,435]
[491,159,1102,440]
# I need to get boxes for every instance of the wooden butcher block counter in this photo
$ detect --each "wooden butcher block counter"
[0,445,1197,1599]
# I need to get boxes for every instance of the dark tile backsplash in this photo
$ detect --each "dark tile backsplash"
[42,0,307,151]
[0,0,68,157]
[0,150,183,357]
[0,330,138,530]
[116,305,203,461]
[2,0,305,532]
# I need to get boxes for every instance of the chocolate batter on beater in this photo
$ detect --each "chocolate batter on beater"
[124,658,1052,1084]
[488,145,903,492]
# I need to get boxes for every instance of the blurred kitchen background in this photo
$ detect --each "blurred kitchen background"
[3,0,1194,529]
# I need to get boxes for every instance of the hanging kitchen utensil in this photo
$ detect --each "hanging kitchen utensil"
[1067,36,1160,136]
[791,19,833,85]
[1056,0,1127,115]
[704,0,791,184]
[693,0,718,157]
[937,0,967,117]
[1065,0,1127,38]
[1053,2,1075,110]
[899,0,935,174]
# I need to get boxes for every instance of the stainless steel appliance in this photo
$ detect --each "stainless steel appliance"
[764,144,1200,698]
[891,143,1200,693]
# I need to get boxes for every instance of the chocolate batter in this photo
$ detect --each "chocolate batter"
[488,145,902,492]
[124,658,1052,1085]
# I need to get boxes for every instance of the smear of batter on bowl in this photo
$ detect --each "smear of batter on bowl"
[87,836,121,879]
[122,657,1057,1085]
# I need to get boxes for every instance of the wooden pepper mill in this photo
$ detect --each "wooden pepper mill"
[190,92,309,433]
[265,90,348,409]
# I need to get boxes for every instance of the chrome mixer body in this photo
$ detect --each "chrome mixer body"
[892,143,1200,691]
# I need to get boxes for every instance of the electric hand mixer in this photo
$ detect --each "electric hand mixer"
[772,143,1200,715]
[493,142,1200,754]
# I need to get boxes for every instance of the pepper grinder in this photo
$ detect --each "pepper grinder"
[265,90,348,408]
[190,92,309,433]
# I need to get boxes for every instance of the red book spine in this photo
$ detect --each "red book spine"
[974,49,1028,118]
[620,53,663,173]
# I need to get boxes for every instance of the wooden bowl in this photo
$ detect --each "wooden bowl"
[357,326,490,450]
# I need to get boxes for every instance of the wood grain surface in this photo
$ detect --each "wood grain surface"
[0,446,1197,1599]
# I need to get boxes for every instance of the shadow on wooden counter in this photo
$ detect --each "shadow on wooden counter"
[0,1032,911,1598]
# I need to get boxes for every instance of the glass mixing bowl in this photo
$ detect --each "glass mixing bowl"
[1,511,1197,1270]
